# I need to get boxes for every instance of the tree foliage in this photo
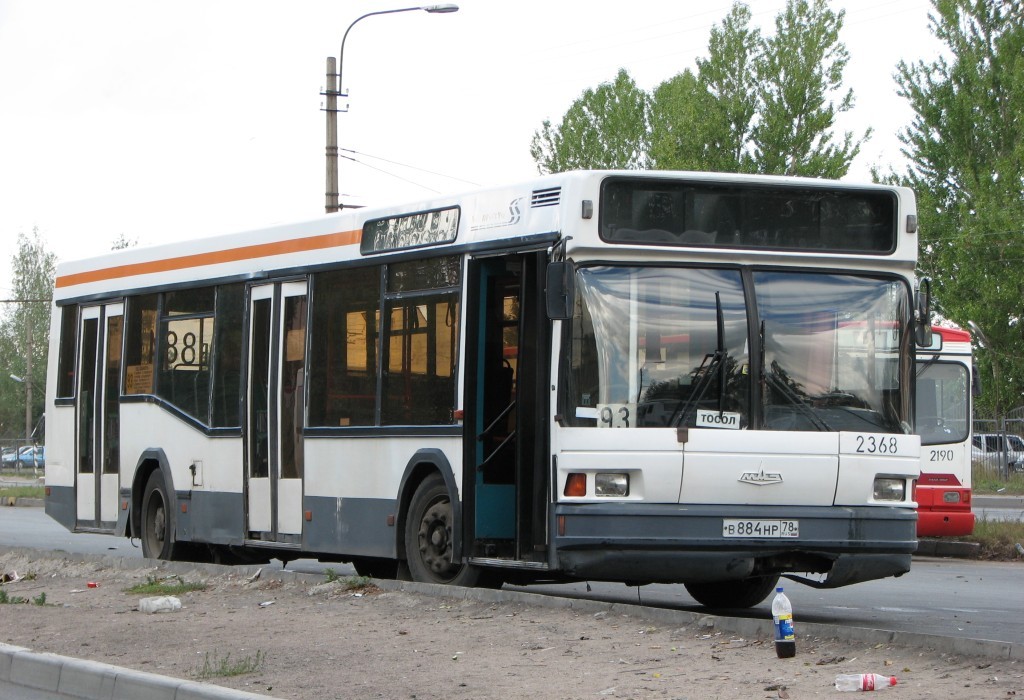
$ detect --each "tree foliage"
[895,0,1024,416]
[753,0,866,177]
[0,229,56,440]
[530,69,649,174]
[534,0,867,179]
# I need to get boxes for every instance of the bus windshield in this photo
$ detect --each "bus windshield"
[915,360,970,445]
[565,266,909,432]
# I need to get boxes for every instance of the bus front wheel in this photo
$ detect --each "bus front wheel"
[404,474,484,587]
[684,574,780,609]
[140,471,178,560]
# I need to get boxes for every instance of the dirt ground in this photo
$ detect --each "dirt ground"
[0,550,1021,700]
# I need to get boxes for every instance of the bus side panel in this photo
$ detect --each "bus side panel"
[189,490,246,544]
[121,403,244,543]
[302,437,461,557]
[121,404,244,493]
[304,495,397,557]
[43,404,77,529]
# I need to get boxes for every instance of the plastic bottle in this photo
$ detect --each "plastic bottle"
[771,586,795,658]
[138,595,182,614]
[834,673,898,691]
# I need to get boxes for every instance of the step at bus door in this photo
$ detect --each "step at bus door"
[76,302,123,531]
[246,282,307,542]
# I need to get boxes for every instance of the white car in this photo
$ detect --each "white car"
[972,433,1024,472]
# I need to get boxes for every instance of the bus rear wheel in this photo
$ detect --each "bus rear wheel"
[141,471,178,560]
[684,574,780,609]
[404,474,484,587]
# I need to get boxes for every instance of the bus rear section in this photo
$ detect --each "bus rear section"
[914,326,974,537]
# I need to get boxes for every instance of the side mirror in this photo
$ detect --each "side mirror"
[914,277,933,347]
[545,261,575,320]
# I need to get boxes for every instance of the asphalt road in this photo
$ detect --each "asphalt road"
[1,505,1022,650]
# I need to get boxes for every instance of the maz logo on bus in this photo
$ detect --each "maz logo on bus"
[738,468,784,485]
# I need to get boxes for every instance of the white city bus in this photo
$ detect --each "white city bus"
[915,326,974,537]
[44,170,930,607]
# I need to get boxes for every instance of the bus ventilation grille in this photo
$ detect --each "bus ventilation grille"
[531,187,561,208]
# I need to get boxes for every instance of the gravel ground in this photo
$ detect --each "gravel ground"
[1,550,1022,699]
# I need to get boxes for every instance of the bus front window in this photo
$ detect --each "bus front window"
[566,266,749,428]
[756,272,910,434]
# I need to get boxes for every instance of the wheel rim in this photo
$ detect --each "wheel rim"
[416,498,458,580]
[145,491,166,555]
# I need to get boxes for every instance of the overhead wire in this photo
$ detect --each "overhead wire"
[338,152,442,195]
[341,148,480,187]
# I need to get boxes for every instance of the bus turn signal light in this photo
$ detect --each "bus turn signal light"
[564,473,587,497]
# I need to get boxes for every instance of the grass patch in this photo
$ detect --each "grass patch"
[124,575,208,596]
[0,589,45,605]
[323,568,374,591]
[195,650,265,679]
[0,485,44,500]
[964,518,1024,560]
[973,468,1024,495]
[0,589,28,604]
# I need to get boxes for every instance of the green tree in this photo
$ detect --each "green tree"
[530,68,650,174]
[539,1,866,179]
[895,0,1024,416]
[753,0,868,177]
[0,229,56,441]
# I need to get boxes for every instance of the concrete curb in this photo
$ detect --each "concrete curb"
[1,541,1021,699]
[3,497,44,508]
[0,642,273,700]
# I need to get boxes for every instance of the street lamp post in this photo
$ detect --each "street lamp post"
[324,4,459,214]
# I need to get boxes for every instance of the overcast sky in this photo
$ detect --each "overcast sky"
[0,0,941,294]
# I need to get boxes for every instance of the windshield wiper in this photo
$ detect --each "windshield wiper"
[672,292,728,427]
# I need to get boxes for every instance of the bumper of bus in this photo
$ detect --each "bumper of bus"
[917,509,975,538]
[551,502,917,588]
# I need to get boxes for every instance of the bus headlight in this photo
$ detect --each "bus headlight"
[873,477,906,501]
[595,473,629,497]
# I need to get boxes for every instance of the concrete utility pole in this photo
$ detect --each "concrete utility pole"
[325,57,339,214]
[323,5,459,214]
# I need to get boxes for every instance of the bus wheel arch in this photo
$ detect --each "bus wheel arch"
[129,451,170,543]
[396,451,494,586]
[130,450,182,561]
[395,450,461,565]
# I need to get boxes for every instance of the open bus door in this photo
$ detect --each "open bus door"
[463,252,550,571]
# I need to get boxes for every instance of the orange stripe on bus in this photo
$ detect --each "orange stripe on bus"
[55,228,362,288]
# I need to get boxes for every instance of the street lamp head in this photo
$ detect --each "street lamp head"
[10,374,25,383]
[423,4,459,12]
[967,320,989,349]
